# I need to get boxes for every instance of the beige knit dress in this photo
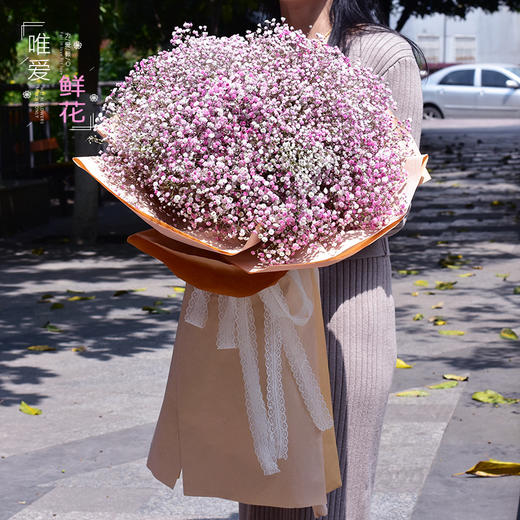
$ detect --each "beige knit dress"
[238,30,423,520]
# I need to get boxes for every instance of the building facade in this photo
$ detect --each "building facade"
[392,6,520,65]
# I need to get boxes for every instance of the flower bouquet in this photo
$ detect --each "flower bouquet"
[73,20,429,516]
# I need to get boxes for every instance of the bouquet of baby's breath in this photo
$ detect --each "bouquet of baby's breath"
[93,20,417,267]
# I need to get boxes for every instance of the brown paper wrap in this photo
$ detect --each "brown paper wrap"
[146,269,342,508]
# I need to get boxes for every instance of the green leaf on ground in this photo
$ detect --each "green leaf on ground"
[413,313,424,321]
[435,281,457,290]
[113,290,130,297]
[472,390,519,405]
[398,269,420,275]
[396,358,413,368]
[27,345,56,351]
[395,390,429,397]
[50,302,64,310]
[414,280,429,287]
[142,305,169,314]
[495,273,509,281]
[67,295,95,302]
[19,401,42,415]
[490,200,504,207]
[39,294,54,301]
[453,458,520,477]
[438,330,465,336]
[443,374,469,381]
[43,322,63,333]
[500,328,518,341]
[438,253,469,269]
[66,289,85,294]
[427,380,459,389]
[31,248,45,255]
[513,287,520,295]
[458,272,475,278]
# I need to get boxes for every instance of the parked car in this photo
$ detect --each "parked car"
[422,63,520,118]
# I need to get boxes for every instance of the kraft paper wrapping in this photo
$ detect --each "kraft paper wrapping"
[146,269,342,508]
[72,124,429,515]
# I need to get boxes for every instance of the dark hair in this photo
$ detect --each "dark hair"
[257,0,427,72]
[328,0,427,72]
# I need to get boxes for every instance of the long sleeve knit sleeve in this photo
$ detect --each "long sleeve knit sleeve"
[380,54,423,237]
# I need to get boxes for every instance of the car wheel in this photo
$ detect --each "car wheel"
[423,105,443,119]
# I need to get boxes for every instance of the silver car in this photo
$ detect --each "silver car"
[422,63,520,118]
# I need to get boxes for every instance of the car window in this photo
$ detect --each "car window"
[439,69,475,86]
[482,70,511,88]
[506,67,520,79]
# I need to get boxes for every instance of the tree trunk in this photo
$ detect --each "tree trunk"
[73,0,101,244]
[395,6,413,32]
[377,0,393,26]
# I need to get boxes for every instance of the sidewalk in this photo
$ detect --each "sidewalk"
[0,121,519,520]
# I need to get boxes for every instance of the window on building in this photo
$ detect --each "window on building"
[482,70,511,88]
[439,69,475,86]
[454,36,476,63]
[417,35,441,63]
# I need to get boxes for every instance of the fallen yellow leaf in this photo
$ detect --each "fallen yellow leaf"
[472,389,519,404]
[27,345,56,351]
[453,458,520,477]
[435,281,457,290]
[71,346,87,352]
[443,374,469,381]
[396,358,413,369]
[414,280,429,287]
[67,295,95,302]
[431,302,444,309]
[411,291,419,297]
[395,390,429,397]
[439,330,465,336]
[500,328,518,341]
[413,313,424,321]
[19,401,42,415]
[427,380,458,389]
[458,272,475,278]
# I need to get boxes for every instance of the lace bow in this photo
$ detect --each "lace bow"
[184,270,334,475]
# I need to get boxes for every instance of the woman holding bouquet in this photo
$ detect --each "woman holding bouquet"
[239,0,424,519]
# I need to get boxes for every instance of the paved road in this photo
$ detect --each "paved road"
[0,121,519,519]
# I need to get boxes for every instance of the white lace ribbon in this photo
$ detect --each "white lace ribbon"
[184,270,333,475]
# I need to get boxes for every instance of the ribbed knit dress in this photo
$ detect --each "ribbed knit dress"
[238,30,423,520]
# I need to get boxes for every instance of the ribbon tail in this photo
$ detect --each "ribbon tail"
[263,304,288,460]
[234,297,280,476]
